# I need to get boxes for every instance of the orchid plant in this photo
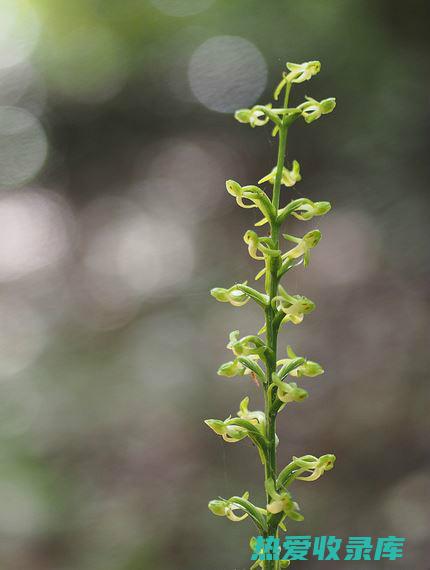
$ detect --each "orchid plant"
[205,61,337,569]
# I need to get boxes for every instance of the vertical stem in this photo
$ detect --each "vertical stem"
[272,82,291,210]
[263,83,292,570]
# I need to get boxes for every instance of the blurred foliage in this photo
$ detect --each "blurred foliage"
[0,0,429,569]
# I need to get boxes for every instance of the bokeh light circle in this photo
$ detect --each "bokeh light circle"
[151,0,214,17]
[0,0,40,70]
[188,35,267,113]
[0,189,73,281]
[0,64,46,116]
[0,106,48,188]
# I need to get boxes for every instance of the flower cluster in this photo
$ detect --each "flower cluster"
[205,60,337,569]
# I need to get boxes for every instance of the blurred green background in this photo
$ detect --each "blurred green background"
[0,0,429,568]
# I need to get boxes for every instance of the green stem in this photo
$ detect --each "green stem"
[272,82,291,210]
[263,83,292,570]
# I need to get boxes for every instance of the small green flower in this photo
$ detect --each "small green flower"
[292,454,336,482]
[299,96,336,124]
[243,229,280,261]
[278,346,324,378]
[225,180,257,209]
[258,160,301,188]
[237,396,265,431]
[265,479,304,519]
[291,199,331,221]
[272,373,309,404]
[282,229,321,267]
[204,418,248,443]
[217,355,260,378]
[211,282,250,307]
[234,104,272,127]
[273,287,316,325]
[266,494,303,519]
[274,61,321,100]
[208,496,248,521]
[286,60,321,83]
[226,330,265,357]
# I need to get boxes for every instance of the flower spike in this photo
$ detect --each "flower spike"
[206,58,338,558]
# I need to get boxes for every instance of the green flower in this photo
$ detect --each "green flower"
[258,160,301,188]
[278,346,324,378]
[274,61,321,100]
[265,479,304,519]
[237,396,265,431]
[235,104,272,127]
[292,454,336,482]
[244,230,280,261]
[211,282,250,307]
[209,495,249,521]
[273,287,316,325]
[282,229,321,267]
[291,199,331,221]
[225,180,257,209]
[286,60,321,83]
[226,330,265,357]
[204,418,248,443]
[217,355,260,377]
[299,96,336,124]
[272,373,309,404]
